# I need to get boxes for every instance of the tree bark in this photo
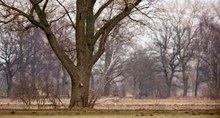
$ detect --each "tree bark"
[69,69,91,108]
[5,68,13,97]
[194,58,200,97]
[183,78,188,97]
[182,64,188,97]
[166,82,171,98]
[103,80,112,96]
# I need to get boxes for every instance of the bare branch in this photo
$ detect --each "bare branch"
[49,12,67,25]
[88,0,143,67]
[94,0,114,19]
[0,1,27,17]
[89,31,109,68]
[0,14,20,24]
[133,5,154,21]
[93,0,142,46]
[56,0,76,29]
[43,0,49,12]
[128,15,147,25]
[0,1,43,27]
[29,0,43,17]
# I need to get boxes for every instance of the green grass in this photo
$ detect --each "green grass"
[0,109,220,118]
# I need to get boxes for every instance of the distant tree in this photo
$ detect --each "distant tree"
[101,22,136,96]
[152,1,201,97]
[152,22,180,98]
[198,16,220,98]
[124,48,163,98]
[0,26,21,97]
[172,19,197,97]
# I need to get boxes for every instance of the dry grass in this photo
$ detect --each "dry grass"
[94,97,220,110]
[0,97,219,118]
[0,97,220,110]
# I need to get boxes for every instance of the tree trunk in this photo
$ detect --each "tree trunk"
[166,83,171,98]
[182,66,188,97]
[6,69,13,97]
[183,79,188,97]
[194,58,200,97]
[103,80,112,96]
[194,79,198,97]
[165,75,173,98]
[6,79,12,97]
[69,69,91,108]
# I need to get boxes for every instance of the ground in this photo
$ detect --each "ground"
[0,97,220,118]
[0,109,220,118]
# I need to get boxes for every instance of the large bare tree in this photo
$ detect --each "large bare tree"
[0,0,155,108]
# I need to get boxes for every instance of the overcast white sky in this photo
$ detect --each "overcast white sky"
[135,0,220,47]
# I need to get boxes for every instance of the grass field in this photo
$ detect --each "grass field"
[1,97,220,110]
[0,97,220,118]
[0,109,220,118]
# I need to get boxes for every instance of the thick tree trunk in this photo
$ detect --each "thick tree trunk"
[69,69,91,108]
